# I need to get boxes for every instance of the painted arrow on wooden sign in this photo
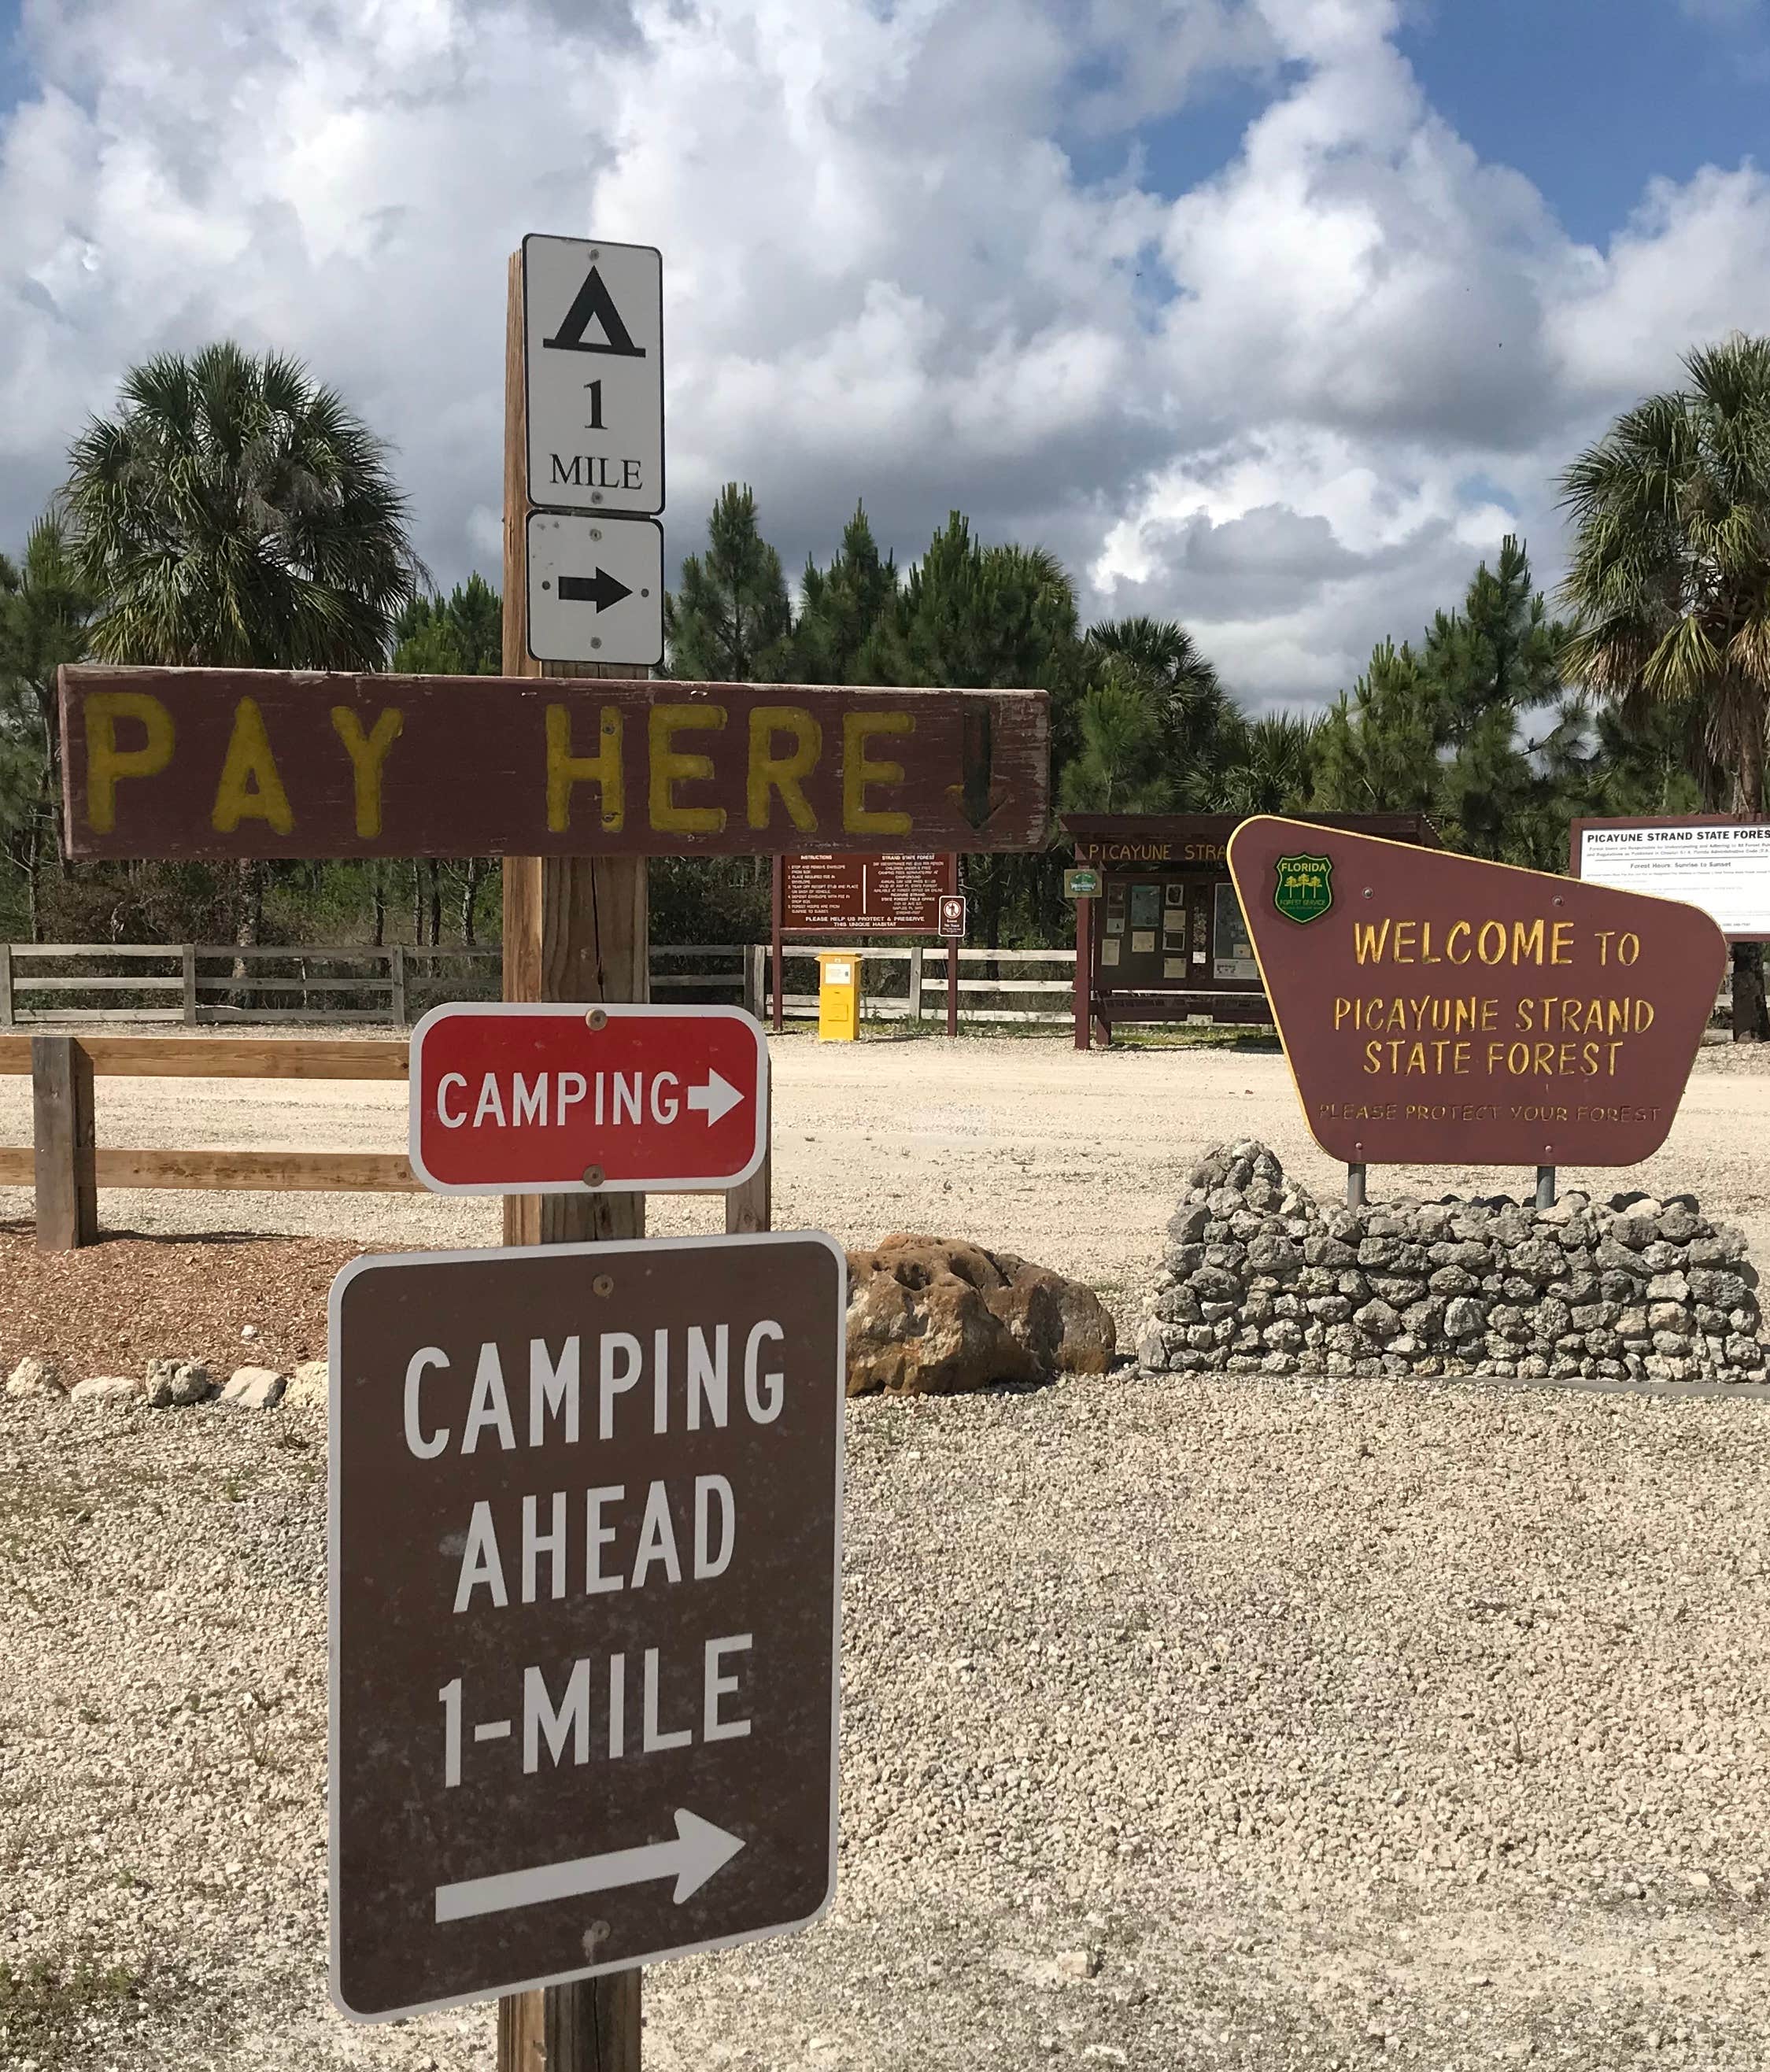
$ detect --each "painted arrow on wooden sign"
[434,1810,746,1922]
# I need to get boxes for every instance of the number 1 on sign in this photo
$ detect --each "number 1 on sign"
[440,1676,463,1787]
[583,379,604,430]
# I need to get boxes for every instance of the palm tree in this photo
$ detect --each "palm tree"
[0,516,97,936]
[63,341,423,669]
[1084,615,1240,801]
[1558,333,1770,1032]
[1215,711,1321,816]
[61,343,424,944]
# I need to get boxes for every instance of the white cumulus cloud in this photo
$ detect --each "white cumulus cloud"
[2,0,1769,706]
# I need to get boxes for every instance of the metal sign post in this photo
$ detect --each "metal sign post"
[938,888,965,1040]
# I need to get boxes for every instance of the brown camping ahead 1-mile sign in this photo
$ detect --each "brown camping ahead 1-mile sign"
[57,666,1049,860]
[328,1232,844,2021]
[1227,815,1728,1170]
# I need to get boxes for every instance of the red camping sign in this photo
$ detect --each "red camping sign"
[409,1005,767,1195]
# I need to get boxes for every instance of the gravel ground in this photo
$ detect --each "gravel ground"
[3,1031,1770,2068]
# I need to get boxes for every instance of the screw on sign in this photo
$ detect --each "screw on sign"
[328,1232,845,2020]
[408,1004,767,1195]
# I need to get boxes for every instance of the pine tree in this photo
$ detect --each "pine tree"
[392,573,502,674]
[1059,664,1174,812]
[865,514,1085,950]
[1310,640,1440,817]
[665,484,793,681]
[1310,538,1572,862]
[791,503,897,684]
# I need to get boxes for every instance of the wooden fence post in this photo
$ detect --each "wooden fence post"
[390,945,408,1029]
[0,944,13,1029]
[181,944,198,1025]
[907,944,924,1022]
[32,1035,96,1252]
[498,243,645,2072]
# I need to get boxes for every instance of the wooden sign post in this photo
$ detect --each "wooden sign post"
[501,246,645,2072]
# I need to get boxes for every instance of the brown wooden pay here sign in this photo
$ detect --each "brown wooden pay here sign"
[1229,815,1728,1169]
[328,1232,844,2019]
[58,667,1049,859]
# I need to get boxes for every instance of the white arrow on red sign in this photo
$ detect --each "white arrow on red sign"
[408,1003,768,1195]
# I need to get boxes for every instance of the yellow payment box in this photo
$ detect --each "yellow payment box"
[816,953,861,1041]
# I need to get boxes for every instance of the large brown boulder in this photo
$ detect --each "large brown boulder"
[844,1235,1116,1396]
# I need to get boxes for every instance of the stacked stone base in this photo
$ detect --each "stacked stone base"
[1136,1140,1768,1387]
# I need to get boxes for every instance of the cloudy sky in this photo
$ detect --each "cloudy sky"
[3,0,1769,707]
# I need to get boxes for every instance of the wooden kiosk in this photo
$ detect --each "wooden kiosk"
[1062,811,1438,1048]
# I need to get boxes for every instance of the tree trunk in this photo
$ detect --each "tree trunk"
[428,864,442,947]
[1734,704,1767,819]
[371,861,386,947]
[411,862,424,948]
[461,859,485,946]
[1731,944,1769,1043]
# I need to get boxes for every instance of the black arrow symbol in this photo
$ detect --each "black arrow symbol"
[556,567,633,612]
[948,703,1011,829]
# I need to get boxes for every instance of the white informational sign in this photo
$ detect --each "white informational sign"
[526,512,663,667]
[1574,820,1770,940]
[523,234,663,517]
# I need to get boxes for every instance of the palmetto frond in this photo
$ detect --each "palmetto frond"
[62,340,424,670]
[1558,331,1770,814]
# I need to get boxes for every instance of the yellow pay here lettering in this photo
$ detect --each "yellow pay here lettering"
[83,690,919,844]
[545,703,917,837]
[85,691,407,840]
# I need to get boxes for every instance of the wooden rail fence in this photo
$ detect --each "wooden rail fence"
[0,940,1085,1027]
[0,1034,770,1252]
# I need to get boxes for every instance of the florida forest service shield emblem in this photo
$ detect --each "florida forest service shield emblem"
[1273,853,1333,925]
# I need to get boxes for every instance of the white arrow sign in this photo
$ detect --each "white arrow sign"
[527,511,663,667]
[687,1069,744,1126]
[434,1808,745,1923]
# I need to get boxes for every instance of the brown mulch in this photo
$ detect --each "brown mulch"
[0,1225,397,1382]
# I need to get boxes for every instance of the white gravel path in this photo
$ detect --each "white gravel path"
[2,1032,1768,2068]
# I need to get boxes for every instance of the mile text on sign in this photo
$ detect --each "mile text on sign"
[57,668,1050,860]
[408,1003,768,1195]
[1228,815,1728,1169]
[328,1232,844,2019]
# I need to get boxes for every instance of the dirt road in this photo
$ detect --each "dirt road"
[3,1030,1769,2070]
[6,1032,1770,1305]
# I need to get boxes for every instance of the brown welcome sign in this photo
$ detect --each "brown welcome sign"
[57,667,1049,861]
[1228,815,1728,1169]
